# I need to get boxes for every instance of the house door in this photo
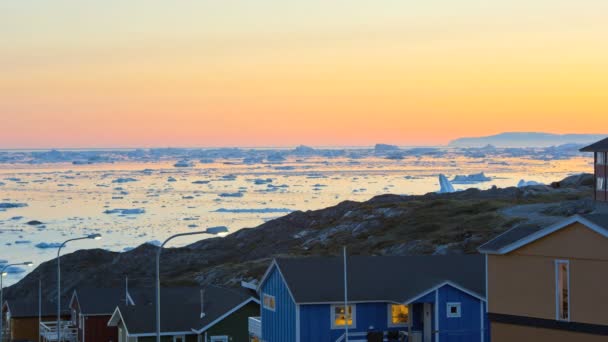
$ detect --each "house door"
[423,303,432,342]
[210,336,229,342]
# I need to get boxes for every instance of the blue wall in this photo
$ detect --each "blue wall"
[436,284,486,342]
[261,265,297,342]
[299,302,399,341]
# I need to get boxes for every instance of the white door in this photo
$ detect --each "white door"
[423,303,432,342]
[210,336,229,342]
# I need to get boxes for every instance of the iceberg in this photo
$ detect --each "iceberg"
[451,172,492,184]
[517,179,542,187]
[167,176,177,182]
[174,160,194,168]
[192,180,211,184]
[438,174,455,193]
[266,153,286,163]
[374,144,399,154]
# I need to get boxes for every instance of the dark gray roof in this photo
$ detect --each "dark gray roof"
[74,288,146,315]
[477,224,546,253]
[580,137,608,152]
[3,298,69,318]
[273,255,485,304]
[580,213,608,229]
[479,214,608,254]
[111,286,257,335]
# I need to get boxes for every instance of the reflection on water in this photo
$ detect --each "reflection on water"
[0,156,590,285]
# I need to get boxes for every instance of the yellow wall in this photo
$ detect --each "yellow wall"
[489,222,608,325]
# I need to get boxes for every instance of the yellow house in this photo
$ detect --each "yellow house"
[479,214,608,341]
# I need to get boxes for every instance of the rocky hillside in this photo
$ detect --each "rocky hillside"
[5,173,595,302]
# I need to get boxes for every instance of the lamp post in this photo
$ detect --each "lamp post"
[1,261,34,342]
[56,234,101,342]
[155,228,227,342]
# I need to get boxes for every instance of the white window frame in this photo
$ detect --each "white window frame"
[597,177,605,190]
[446,302,461,318]
[387,304,409,327]
[555,259,570,321]
[330,304,357,329]
[173,335,186,342]
[597,152,606,165]
[262,294,276,312]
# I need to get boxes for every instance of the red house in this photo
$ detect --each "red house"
[70,288,136,342]
[581,138,608,202]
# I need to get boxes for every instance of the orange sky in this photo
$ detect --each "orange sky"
[1,1,607,148]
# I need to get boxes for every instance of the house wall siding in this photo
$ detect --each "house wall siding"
[203,301,260,342]
[436,285,485,342]
[10,316,54,342]
[488,222,608,325]
[83,315,118,342]
[261,265,296,342]
[299,302,397,342]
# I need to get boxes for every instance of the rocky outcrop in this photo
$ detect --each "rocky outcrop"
[5,174,594,303]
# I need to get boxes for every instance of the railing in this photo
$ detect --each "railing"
[335,331,409,342]
[248,316,262,338]
[39,321,77,342]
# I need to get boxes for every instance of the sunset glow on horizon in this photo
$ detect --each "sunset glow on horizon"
[1,0,608,148]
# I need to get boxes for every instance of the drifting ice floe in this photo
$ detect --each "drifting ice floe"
[0,203,28,209]
[112,177,138,183]
[213,208,293,214]
[35,242,63,249]
[218,192,244,198]
[3,266,26,274]
[438,174,456,193]
[103,208,146,215]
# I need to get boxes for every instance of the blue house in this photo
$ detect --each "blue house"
[250,255,488,342]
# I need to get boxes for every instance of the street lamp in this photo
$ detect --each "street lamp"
[0,261,34,342]
[56,234,101,342]
[155,227,228,342]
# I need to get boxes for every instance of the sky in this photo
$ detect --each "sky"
[1,0,608,148]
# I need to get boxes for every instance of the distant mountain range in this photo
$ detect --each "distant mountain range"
[449,132,606,148]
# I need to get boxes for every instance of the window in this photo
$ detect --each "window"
[173,336,185,342]
[597,177,605,190]
[71,309,77,325]
[388,304,409,326]
[556,260,570,321]
[446,303,461,318]
[263,294,276,311]
[331,304,356,329]
[597,152,606,165]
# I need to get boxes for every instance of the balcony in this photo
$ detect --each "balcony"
[248,316,261,338]
[40,321,77,342]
